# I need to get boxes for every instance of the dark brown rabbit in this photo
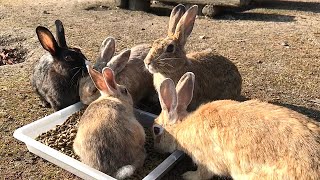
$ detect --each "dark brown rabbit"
[32,20,87,111]
[144,4,242,110]
[74,66,146,179]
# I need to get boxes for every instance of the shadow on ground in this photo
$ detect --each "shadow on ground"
[148,0,320,23]
[149,4,295,22]
[217,11,295,22]
[272,102,320,121]
[254,0,320,13]
[163,155,232,180]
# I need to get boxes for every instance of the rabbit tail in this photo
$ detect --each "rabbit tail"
[115,165,136,180]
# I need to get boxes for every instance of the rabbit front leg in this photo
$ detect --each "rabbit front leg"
[38,93,51,108]
[182,164,213,180]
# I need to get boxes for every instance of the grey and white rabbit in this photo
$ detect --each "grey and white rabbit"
[32,20,87,111]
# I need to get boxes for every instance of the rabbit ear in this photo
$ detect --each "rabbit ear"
[159,78,178,124]
[102,67,118,95]
[87,65,110,95]
[107,49,131,75]
[55,20,67,48]
[36,26,60,56]
[168,4,186,37]
[174,5,198,46]
[100,37,116,62]
[176,72,195,112]
[93,37,116,72]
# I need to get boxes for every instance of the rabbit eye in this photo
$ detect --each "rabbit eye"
[154,127,160,135]
[64,55,73,61]
[92,88,98,94]
[153,125,163,136]
[121,87,128,95]
[166,44,174,53]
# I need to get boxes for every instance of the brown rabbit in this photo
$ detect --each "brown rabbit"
[144,4,242,110]
[74,66,146,179]
[152,72,320,180]
[79,37,154,106]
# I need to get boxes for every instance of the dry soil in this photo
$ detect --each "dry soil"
[0,0,319,179]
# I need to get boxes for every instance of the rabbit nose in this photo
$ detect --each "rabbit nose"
[144,56,152,65]
[145,60,151,66]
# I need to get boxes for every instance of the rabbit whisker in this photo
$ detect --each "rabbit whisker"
[160,58,178,67]
[76,76,80,89]
[71,66,82,71]
[157,61,171,72]
[162,61,174,68]
[70,68,81,86]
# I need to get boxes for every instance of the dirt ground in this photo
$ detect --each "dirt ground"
[0,0,319,179]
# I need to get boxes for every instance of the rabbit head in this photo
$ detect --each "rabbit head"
[87,65,133,106]
[36,22,87,71]
[144,4,198,74]
[79,37,131,105]
[152,72,195,153]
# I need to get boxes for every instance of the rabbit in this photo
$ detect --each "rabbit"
[73,66,146,179]
[32,20,87,111]
[152,72,320,180]
[144,4,242,111]
[79,37,154,106]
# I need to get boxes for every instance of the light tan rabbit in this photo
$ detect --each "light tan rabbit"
[144,4,242,110]
[74,66,146,179]
[152,72,320,180]
[79,37,154,105]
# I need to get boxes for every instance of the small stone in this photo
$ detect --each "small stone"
[14,157,22,161]
[281,41,289,47]
[43,10,50,14]
[199,35,207,39]
[70,129,77,133]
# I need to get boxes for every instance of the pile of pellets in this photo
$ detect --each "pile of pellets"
[36,108,168,179]
[36,109,84,160]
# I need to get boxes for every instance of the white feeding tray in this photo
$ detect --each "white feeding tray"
[13,102,185,180]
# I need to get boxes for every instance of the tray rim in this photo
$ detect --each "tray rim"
[13,102,185,180]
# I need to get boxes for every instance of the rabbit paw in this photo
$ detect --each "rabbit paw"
[182,171,200,180]
[39,99,50,108]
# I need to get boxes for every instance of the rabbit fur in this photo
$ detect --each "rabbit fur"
[74,66,146,179]
[152,72,320,180]
[144,4,242,110]
[32,20,87,111]
[79,37,154,106]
